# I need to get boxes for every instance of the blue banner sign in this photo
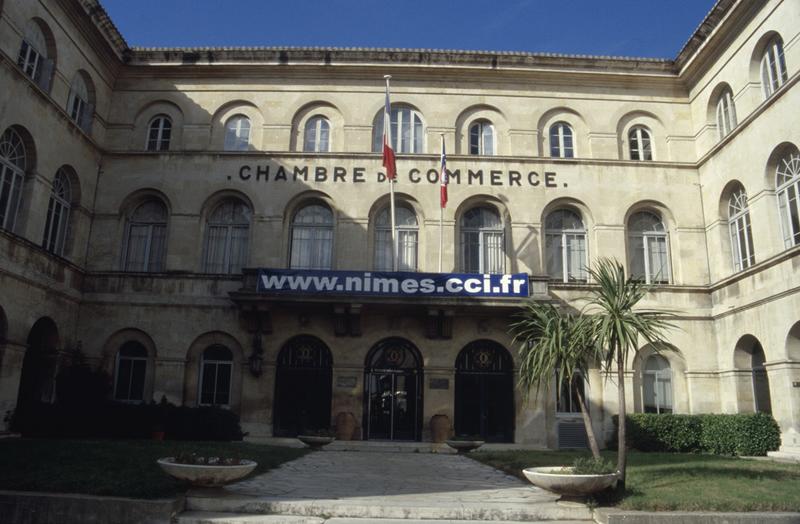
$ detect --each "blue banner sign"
[256,268,529,298]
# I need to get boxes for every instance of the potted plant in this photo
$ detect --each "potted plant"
[510,258,675,495]
[522,457,618,498]
[445,434,485,453]
[157,452,257,487]
[297,428,336,449]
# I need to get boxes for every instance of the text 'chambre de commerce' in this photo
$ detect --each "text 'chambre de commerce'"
[233,163,566,187]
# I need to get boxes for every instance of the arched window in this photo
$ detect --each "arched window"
[67,74,91,131]
[290,204,334,270]
[203,199,251,274]
[461,206,504,274]
[124,200,167,272]
[716,89,737,140]
[303,116,330,152]
[628,126,653,161]
[549,122,574,158]
[224,115,251,151]
[146,115,172,152]
[628,211,670,284]
[372,105,424,154]
[113,341,147,402]
[42,169,71,256]
[375,205,418,271]
[728,188,755,271]
[776,148,800,248]
[545,209,587,282]
[17,21,52,90]
[761,36,788,99]
[469,120,494,156]
[0,127,27,232]
[643,355,672,414]
[199,345,233,406]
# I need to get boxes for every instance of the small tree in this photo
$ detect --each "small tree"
[586,258,675,489]
[511,301,602,459]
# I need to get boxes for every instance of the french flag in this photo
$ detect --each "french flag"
[440,135,448,209]
[382,80,397,181]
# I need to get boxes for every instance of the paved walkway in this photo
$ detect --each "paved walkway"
[184,450,593,522]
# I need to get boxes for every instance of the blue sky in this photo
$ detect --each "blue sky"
[102,0,716,58]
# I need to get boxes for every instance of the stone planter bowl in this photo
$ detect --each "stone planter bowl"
[444,439,485,453]
[522,466,617,496]
[157,458,257,487]
[297,435,336,449]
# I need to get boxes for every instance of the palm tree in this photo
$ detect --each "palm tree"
[586,258,675,489]
[510,301,603,459]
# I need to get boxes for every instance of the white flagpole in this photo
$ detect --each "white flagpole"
[439,133,444,273]
[384,75,398,272]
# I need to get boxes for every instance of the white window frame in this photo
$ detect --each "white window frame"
[42,169,71,256]
[761,37,788,99]
[728,188,755,272]
[224,115,251,151]
[198,348,233,407]
[202,201,251,274]
[628,126,653,161]
[777,151,800,249]
[461,207,505,274]
[628,212,671,284]
[374,205,418,271]
[123,201,168,272]
[716,89,737,140]
[549,122,575,158]
[373,106,424,154]
[469,120,495,156]
[303,115,331,152]
[545,209,587,283]
[0,128,26,233]
[146,115,172,152]
[113,344,148,403]
[642,355,673,414]
[289,204,334,270]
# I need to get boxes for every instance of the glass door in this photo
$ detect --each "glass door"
[366,370,419,440]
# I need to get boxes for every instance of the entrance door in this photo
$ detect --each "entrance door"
[455,340,514,442]
[273,335,333,437]
[364,338,422,441]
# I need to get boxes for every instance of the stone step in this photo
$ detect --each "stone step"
[177,511,593,524]
[185,496,593,521]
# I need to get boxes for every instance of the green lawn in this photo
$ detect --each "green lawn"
[470,449,800,512]
[0,439,308,499]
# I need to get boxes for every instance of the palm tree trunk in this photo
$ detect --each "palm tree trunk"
[575,385,601,459]
[616,348,627,490]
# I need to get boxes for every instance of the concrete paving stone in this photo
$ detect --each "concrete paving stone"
[177,513,324,524]
[184,450,593,521]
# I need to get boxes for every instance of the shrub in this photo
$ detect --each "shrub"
[572,456,615,475]
[616,413,781,456]
[12,401,244,441]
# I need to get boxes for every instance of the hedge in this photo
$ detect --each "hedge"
[615,413,781,456]
[11,402,245,441]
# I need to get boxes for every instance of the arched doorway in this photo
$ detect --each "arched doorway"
[273,335,332,437]
[455,340,514,442]
[734,335,772,414]
[364,337,422,441]
[16,317,59,412]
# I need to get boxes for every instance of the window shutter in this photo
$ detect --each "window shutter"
[38,58,54,92]
[558,421,588,449]
[80,103,95,134]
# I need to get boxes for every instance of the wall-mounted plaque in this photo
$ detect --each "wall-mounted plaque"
[429,378,449,390]
[336,375,357,388]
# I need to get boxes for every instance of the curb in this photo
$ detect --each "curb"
[595,508,800,524]
[0,490,184,524]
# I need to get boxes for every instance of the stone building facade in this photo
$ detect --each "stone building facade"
[0,0,798,454]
